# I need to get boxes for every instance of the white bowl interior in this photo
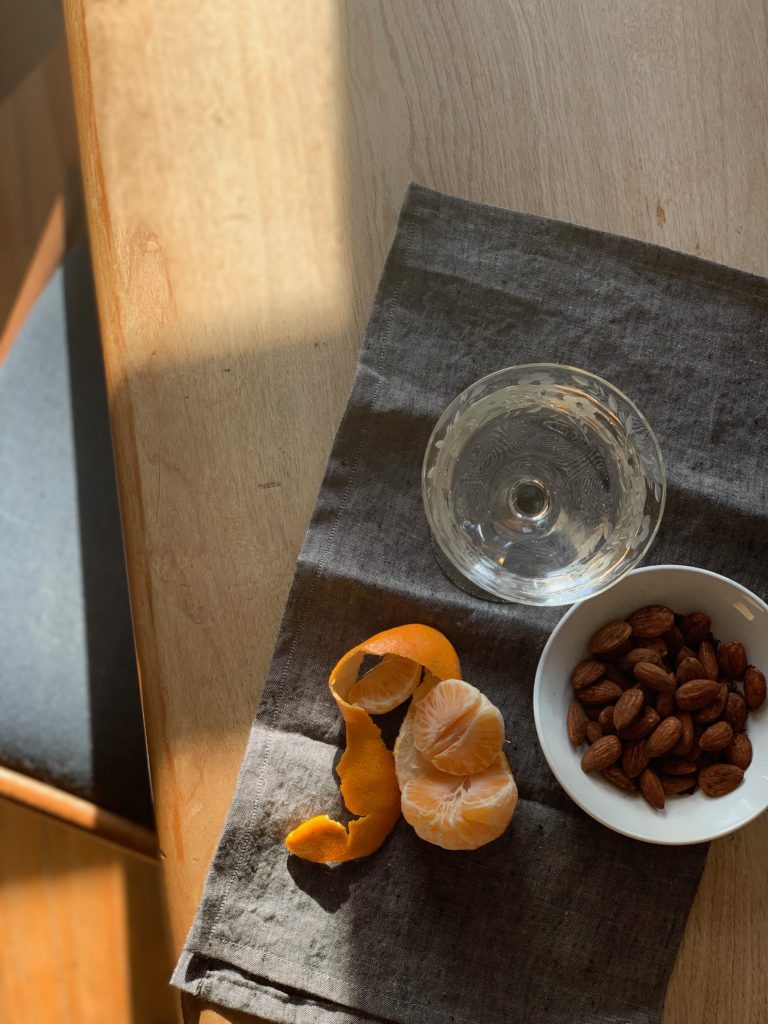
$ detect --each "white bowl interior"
[534,565,768,844]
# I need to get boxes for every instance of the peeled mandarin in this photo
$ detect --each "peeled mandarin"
[413,679,505,775]
[395,704,517,851]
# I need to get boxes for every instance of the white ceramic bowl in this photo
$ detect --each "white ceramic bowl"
[534,565,768,844]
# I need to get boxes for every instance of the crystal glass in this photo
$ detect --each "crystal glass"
[422,364,666,606]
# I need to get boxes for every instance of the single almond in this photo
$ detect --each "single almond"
[661,775,696,795]
[675,680,720,711]
[571,660,605,691]
[717,641,747,680]
[581,735,622,773]
[682,612,711,646]
[613,688,645,732]
[578,681,624,706]
[619,648,664,671]
[628,605,674,638]
[644,636,669,656]
[646,716,683,758]
[726,732,753,770]
[618,706,660,740]
[598,705,617,735]
[723,692,748,732]
[622,739,650,779]
[567,698,588,746]
[698,641,719,681]
[659,757,698,775]
[639,767,665,809]
[693,682,729,724]
[602,765,637,793]
[675,646,696,667]
[589,621,632,656]
[671,712,694,756]
[698,721,733,752]
[699,763,744,797]
[744,666,767,711]
[634,662,675,692]
[676,657,706,684]
[655,688,676,718]
[585,721,603,744]
[664,625,686,654]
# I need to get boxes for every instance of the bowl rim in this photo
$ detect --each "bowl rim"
[421,362,667,606]
[533,563,768,845]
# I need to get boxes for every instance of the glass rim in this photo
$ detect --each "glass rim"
[421,362,667,606]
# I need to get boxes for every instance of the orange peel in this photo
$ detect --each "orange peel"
[286,624,461,863]
[330,624,462,713]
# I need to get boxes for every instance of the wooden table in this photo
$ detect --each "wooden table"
[63,3,768,1021]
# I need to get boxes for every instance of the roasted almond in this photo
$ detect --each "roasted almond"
[598,705,617,735]
[618,705,660,740]
[628,605,675,638]
[718,641,747,680]
[589,621,632,656]
[699,763,744,797]
[655,688,676,718]
[664,625,686,654]
[723,691,748,732]
[726,732,753,770]
[646,716,683,758]
[698,720,733,752]
[578,681,624,706]
[693,682,729,724]
[581,735,622,773]
[639,767,665,809]
[567,698,588,746]
[613,688,645,732]
[571,660,605,691]
[698,641,719,681]
[682,612,711,645]
[634,662,675,692]
[585,721,603,744]
[671,711,694,756]
[602,765,637,793]
[744,666,767,711]
[676,657,706,684]
[661,775,696,795]
[619,648,664,671]
[659,757,698,776]
[644,636,669,656]
[675,646,696,667]
[622,739,650,779]
[675,680,720,711]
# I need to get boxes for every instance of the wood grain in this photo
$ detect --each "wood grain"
[61,1,768,1021]
[0,798,177,1024]
[0,40,81,361]
[0,765,158,860]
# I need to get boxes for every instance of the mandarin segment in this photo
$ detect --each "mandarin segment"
[413,679,505,775]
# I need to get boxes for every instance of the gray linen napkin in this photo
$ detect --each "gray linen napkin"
[174,184,768,1023]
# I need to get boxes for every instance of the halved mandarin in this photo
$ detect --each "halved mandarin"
[395,703,517,851]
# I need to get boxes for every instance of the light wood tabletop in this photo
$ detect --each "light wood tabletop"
[63,2,768,1022]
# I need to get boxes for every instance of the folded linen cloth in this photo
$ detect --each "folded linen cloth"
[174,183,768,1023]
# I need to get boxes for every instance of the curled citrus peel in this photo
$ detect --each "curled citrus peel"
[285,624,461,863]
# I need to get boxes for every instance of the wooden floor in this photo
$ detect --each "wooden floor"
[0,800,178,1024]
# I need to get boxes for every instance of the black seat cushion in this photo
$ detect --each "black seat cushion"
[0,242,153,827]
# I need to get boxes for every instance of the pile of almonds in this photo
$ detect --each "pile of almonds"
[567,605,766,810]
